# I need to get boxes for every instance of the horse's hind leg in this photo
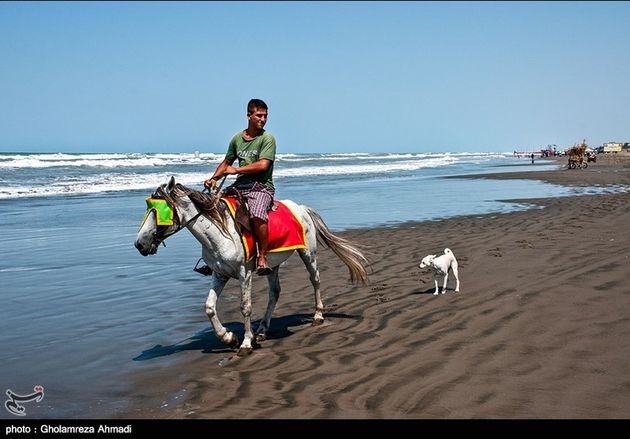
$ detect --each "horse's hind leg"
[205,273,239,348]
[255,266,281,343]
[298,248,324,325]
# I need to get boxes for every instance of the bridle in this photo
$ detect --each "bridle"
[146,188,204,247]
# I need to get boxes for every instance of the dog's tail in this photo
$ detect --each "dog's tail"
[444,248,453,255]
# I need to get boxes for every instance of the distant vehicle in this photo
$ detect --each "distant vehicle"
[567,140,588,169]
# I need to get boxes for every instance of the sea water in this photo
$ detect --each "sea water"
[0,151,625,418]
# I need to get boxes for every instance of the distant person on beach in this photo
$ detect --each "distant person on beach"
[203,98,277,276]
[531,153,535,164]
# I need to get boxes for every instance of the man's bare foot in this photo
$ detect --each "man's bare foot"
[256,256,272,276]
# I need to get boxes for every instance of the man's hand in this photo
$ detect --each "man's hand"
[203,178,218,190]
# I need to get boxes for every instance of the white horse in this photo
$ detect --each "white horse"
[134,177,369,356]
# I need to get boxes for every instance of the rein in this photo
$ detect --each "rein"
[144,182,231,249]
[172,209,204,233]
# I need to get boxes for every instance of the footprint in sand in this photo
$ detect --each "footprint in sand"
[515,240,534,249]
[487,247,503,257]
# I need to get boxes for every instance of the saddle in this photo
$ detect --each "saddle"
[222,187,264,233]
[223,187,278,233]
[220,194,307,262]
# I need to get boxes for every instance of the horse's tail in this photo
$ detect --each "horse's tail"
[304,207,369,286]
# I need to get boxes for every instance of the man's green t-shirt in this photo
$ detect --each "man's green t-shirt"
[226,130,276,189]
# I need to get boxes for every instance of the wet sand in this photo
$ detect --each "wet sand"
[116,153,630,419]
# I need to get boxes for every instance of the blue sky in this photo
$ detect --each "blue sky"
[1,1,628,154]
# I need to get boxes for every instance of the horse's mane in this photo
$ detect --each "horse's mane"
[158,183,230,236]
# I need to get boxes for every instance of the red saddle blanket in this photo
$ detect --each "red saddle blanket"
[220,197,307,261]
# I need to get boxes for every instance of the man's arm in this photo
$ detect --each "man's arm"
[228,159,272,176]
[204,158,234,189]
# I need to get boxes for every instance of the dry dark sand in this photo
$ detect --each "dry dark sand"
[117,153,630,419]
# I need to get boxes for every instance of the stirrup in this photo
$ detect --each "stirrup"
[193,258,213,276]
[255,257,272,276]
[256,265,272,276]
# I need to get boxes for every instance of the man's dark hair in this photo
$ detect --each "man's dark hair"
[247,98,268,114]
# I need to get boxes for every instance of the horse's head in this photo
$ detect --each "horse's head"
[135,176,230,256]
[134,176,181,256]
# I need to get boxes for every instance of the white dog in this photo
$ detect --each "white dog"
[419,248,460,296]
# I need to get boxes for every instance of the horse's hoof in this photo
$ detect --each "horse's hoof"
[237,346,253,357]
[255,333,267,343]
[312,317,324,326]
[433,292,439,296]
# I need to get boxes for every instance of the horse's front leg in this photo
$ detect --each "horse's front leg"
[256,266,281,343]
[237,271,254,356]
[205,273,239,349]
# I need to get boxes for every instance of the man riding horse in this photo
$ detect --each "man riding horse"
[203,98,276,276]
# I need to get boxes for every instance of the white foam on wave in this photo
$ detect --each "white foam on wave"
[0,152,516,199]
[0,152,225,169]
[276,152,512,162]
[1,151,514,168]
[0,156,457,198]
[277,156,459,176]
[0,267,40,273]
[0,172,208,199]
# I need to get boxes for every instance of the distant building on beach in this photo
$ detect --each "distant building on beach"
[596,142,629,153]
